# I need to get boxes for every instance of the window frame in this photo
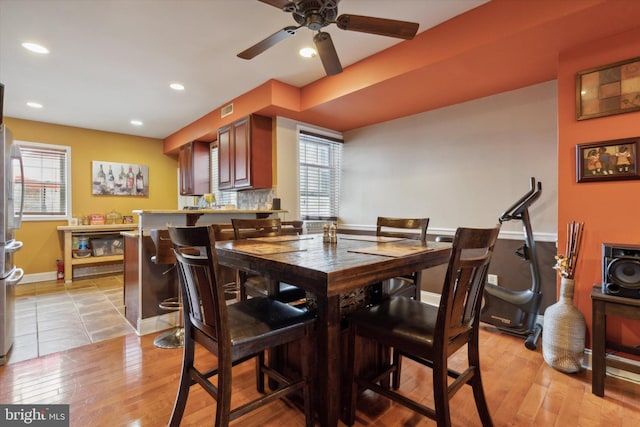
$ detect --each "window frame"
[297,127,343,221]
[16,140,72,221]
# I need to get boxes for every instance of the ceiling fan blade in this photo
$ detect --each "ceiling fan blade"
[336,14,419,40]
[258,0,294,10]
[237,26,298,60]
[313,31,343,76]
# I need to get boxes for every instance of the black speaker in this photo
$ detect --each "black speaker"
[602,243,640,299]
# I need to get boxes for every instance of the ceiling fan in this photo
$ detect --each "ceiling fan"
[237,0,420,76]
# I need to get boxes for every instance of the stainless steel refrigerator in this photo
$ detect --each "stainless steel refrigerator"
[0,83,25,365]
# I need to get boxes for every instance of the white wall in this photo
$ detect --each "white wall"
[274,117,300,221]
[339,81,558,241]
[273,81,558,241]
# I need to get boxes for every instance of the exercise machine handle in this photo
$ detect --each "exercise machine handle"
[500,177,542,223]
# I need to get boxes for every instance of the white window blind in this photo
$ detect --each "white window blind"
[210,145,237,207]
[298,130,342,220]
[17,142,70,218]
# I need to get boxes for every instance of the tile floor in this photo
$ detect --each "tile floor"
[7,274,135,365]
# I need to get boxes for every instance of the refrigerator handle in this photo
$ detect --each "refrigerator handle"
[7,268,24,286]
[16,149,24,227]
[5,240,23,253]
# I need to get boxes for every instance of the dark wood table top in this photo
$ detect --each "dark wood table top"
[216,234,452,297]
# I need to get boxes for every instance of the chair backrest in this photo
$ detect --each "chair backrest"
[376,217,429,242]
[438,226,500,351]
[150,229,176,265]
[168,226,229,347]
[231,218,282,239]
[281,220,304,235]
[211,223,235,241]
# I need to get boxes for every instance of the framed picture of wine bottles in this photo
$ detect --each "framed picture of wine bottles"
[91,161,149,196]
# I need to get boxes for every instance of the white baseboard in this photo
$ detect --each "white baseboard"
[583,349,640,385]
[20,271,58,284]
[421,290,440,306]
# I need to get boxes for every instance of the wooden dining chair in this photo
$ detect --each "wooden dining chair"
[376,217,429,301]
[282,220,304,235]
[167,225,315,427]
[345,225,500,427]
[231,218,307,304]
[211,223,240,301]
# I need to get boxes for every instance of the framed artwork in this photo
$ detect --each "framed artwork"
[576,56,640,120]
[576,137,639,183]
[92,161,149,196]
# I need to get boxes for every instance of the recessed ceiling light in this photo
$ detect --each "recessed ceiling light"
[130,120,143,126]
[299,47,317,58]
[26,101,43,109]
[22,42,49,54]
[170,83,185,91]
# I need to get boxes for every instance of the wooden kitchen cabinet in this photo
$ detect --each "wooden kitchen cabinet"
[217,114,272,190]
[179,140,210,195]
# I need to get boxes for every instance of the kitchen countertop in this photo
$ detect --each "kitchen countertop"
[132,209,288,228]
[132,209,286,215]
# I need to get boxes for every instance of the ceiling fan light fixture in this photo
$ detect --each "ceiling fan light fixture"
[22,42,49,54]
[242,1,418,76]
[299,47,317,58]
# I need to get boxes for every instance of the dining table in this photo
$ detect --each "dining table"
[215,233,452,427]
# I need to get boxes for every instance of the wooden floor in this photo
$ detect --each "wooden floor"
[1,325,640,426]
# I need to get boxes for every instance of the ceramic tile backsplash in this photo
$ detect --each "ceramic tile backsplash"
[178,188,276,210]
[237,188,275,209]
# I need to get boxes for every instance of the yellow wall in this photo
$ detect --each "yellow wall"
[5,117,178,275]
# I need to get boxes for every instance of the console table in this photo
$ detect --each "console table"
[591,286,640,396]
[57,224,137,283]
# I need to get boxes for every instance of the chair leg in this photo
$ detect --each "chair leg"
[169,333,195,427]
[391,350,402,390]
[468,339,493,426]
[433,358,452,427]
[256,351,265,393]
[215,358,233,427]
[344,324,358,426]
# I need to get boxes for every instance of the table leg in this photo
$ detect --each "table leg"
[316,294,341,427]
[592,299,606,396]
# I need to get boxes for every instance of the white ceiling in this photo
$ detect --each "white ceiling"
[0,0,487,139]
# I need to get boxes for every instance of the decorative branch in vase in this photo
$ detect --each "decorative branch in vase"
[543,221,586,373]
[553,221,585,279]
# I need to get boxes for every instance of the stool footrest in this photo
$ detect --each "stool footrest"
[159,297,181,311]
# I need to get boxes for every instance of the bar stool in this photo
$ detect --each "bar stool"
[150,229,184,349]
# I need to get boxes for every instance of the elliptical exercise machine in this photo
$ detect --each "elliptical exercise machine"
[480,177,543,350]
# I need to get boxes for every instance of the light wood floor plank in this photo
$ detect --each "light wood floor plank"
[2,326,640,426]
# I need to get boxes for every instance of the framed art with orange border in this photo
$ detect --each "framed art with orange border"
[576,137,639,183]
[576,57,640,120]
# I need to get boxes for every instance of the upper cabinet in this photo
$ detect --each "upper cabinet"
[217,114,272,190]
[179,140,210,195]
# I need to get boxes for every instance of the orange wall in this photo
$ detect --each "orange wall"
[5,118,178,276]
[558,28,640,348]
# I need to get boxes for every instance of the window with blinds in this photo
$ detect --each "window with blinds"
[17,141,71,219]
[210,145,237,207]
[298,130,342,220]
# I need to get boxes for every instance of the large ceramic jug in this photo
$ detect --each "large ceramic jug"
[542,277,586,373]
